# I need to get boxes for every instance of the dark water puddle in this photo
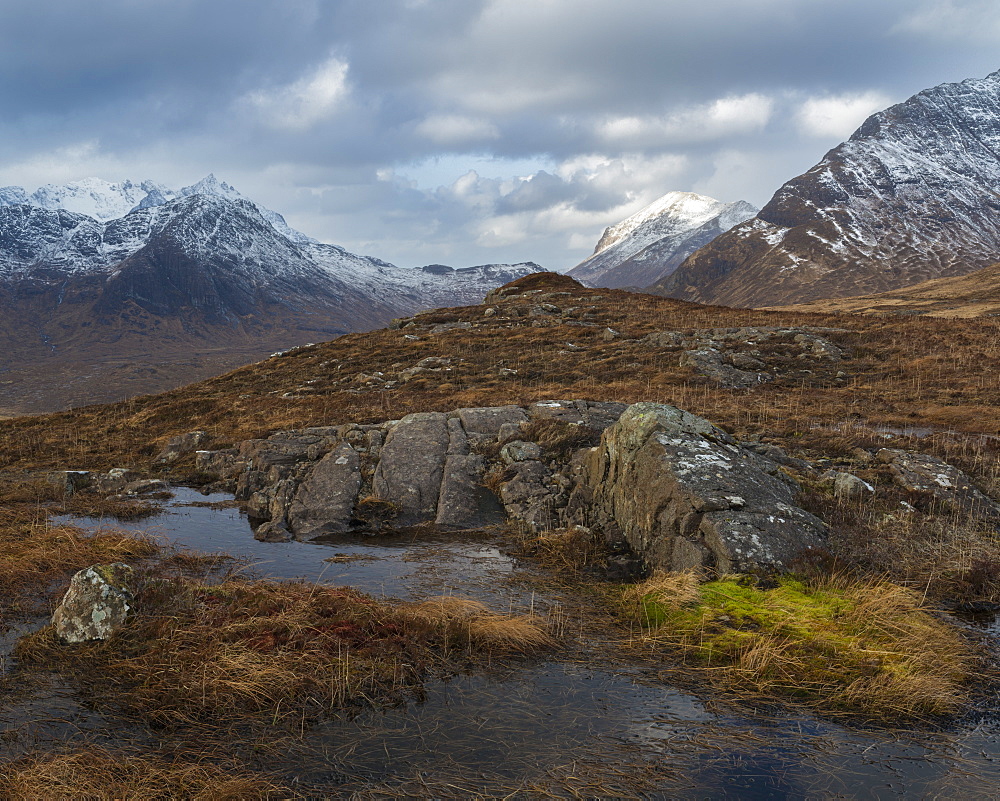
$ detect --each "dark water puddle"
[56,488,533,609]
[12,488,1000,796]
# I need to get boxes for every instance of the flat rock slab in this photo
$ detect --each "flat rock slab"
[582,403,827,573]
[372,412,450,525]
[455,406,528,438]
[436,454,505,529]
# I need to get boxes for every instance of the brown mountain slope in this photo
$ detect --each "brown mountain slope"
[1,272,998,482]
[655,70,1000,307]
[764,262,1000,318]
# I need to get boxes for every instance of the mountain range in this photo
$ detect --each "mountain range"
[569,191,757,289]
[655,69,1000,307]
[0,176,538,415]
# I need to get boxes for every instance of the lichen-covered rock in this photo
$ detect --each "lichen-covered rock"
[878,448,1000,524]
[122,478,170,496]
[455,405,528,439]
[501,441,542,463]
[681,348,771,389]
[580,403,827,574]
[52,564,134,644]
[46,470,92,496]
[500,459,560,531]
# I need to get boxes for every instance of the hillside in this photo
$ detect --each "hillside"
[764,262,1000,318]
[3,273,998,477]
[657,69,1000,306]
[4,273,1000,796]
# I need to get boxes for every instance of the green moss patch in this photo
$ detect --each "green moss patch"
[624,572,971,720]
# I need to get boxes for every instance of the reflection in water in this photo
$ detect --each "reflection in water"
[13,488,999,796]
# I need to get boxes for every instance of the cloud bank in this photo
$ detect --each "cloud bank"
[0,0,997,269]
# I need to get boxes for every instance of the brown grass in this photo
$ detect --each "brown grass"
[2,276,998,493]
[510,526,610,574]
[519,417,599,458]
[13,580,554,732]
[15,576,436,727]
[0,747,286,800]
[0,512,157,619]
[403,594,555,654]
[800,487,1000,604]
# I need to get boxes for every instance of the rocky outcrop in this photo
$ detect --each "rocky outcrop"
[52,563,135,644]
[197,399,834,576]
[155,430,211,465]
[642,326,851,389]
[572,404,827,573]
[878,448,1000,525]
[202,400,623,543]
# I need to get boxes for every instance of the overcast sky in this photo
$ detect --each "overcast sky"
[1,0,999,270]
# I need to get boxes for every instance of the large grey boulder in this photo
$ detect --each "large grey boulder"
[436,453,505,528]
[286,443,362,539]
[372,412,450,525]
[578,403,827,573]
[52,563,135,644]
[455,405,528,439]
[878,448,1000,525]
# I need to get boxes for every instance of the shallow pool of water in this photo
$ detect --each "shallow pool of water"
[23,487,1000,796]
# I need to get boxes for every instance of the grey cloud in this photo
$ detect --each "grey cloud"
[0,0,998,271]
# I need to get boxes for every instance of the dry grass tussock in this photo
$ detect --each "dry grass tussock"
[0,747,286,800]
[15,576,435,727]
[509,525,609,574]
[0,511,157,620]
[804,488,1000,604]
[403,594,555,654]
[624,571,971,719]
[14,579,555,730]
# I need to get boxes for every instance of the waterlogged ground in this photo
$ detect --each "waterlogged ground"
[1,487,999,797]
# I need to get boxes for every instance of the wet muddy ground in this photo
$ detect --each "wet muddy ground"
[3,487,1000,797]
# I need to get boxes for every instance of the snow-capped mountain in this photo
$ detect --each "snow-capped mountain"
[657,69,1000,307]
[569,192,757,289]
[0,174,315,244]
[0,177,539,413]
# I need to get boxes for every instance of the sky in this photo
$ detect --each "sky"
[1,1,999,271]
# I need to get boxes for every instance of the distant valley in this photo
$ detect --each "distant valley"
[0,176,538,415]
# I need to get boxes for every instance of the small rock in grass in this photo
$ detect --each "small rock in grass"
[53,564,135,644]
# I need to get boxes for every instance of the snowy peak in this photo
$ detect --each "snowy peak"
[594,192,735,254]
[659,69,1000,307]
[178,173,242,201]
[570,191,757,289]
[0,174,315,244]
[0,178,162,221]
